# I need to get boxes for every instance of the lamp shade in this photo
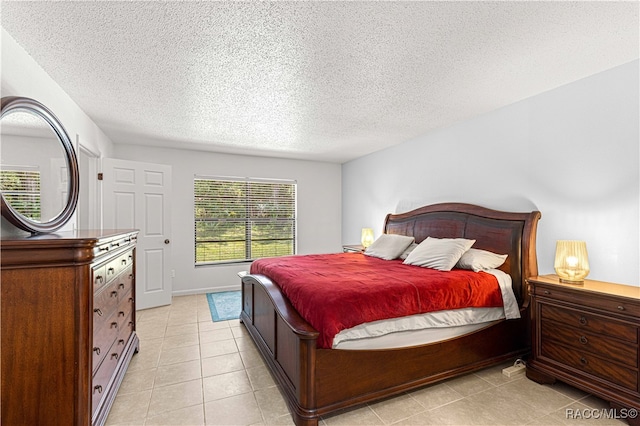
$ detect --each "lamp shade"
[361,228,375,248]
[554,240,589,283]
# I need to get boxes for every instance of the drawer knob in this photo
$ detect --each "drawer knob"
[580,357,588,365]
[579,336,588,345]
[543,290,550,295]
[93,347,101,355]
[93,385,103,394]
[578,316,588,326]
[617,305,625,311]
[94,308,103,316]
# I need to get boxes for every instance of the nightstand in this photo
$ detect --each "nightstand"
[342,244,365,253]
[527,275,640,425]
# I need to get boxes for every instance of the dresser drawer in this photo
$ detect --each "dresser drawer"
[91,344,120,415]
[94,249,135,290]
[541,340,638,391]
[93,313,120,372]
[115,292,134,331]
[541,321,637,368]
[92,264,107,291]
[534,282,640,317]
[541,303,637,343]
[93,281,120,324]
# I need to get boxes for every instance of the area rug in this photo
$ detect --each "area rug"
[206,291,241,322]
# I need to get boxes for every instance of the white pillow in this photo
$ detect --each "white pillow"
[456,248,508,272]
[364,234,415,260]
[403,237,475,271]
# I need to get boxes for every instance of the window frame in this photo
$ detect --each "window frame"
[194,175,297,266]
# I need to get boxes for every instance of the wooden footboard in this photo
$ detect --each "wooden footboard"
[241,273,529,426]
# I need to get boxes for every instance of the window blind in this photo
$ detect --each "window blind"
[194,176,296,264]
[0,168,41,221]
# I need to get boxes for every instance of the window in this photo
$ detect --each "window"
[194,176,296,264]
[0,167,41,221]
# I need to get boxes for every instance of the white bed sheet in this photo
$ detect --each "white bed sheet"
[332,269,519,350]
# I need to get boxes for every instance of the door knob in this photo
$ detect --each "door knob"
[164,239,170,244]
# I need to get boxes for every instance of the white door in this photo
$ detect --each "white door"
[102,158,172,309]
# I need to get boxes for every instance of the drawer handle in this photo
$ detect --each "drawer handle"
[129,297,134,303]
[118,283,125,289]
[543,290,550,295]
[578,316,588,326]
[108,267,115,275]
[93,347,101,355]
[111,353,119,360]
[111,242,120,248]
[580,357,588,365]
[111,291,118,298]
[95,275,104,284]
[579,336,588,345]
[617,305,625,311]
[118,311,125,317]
[99,246,109,252]
[124,237,132,243]
[118,339,125,345]
[129,274,133,279]
[128,321,134,328]
[111,322,118,329]
[94,308,103,316]
[93,385,103,394]
[121,259,127,265]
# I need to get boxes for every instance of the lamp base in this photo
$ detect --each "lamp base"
[559,278,584,285]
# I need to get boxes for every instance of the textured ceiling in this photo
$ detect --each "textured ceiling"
[2,1,638,163]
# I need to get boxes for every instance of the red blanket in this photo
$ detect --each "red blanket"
[250,253,503,348]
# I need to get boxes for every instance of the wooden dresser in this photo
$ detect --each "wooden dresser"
[527,275,640,425]
[1,229,139,426]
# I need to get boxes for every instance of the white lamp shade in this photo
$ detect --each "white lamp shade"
[361,228,375,248]
[554,240,590,283]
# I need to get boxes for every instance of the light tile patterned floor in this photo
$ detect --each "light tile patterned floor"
[105,294,625,426]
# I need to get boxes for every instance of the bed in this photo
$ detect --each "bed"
[240,203,541,425]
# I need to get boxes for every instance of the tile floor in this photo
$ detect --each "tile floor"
[105,294,626,426]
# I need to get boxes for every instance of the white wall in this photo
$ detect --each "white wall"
[1,27,115,235]
[343,60,640,287]
[114,144,342,295]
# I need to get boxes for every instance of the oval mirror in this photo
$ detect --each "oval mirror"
[0,96,79,233]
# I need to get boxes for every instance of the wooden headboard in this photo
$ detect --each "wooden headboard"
[383,203,541,305]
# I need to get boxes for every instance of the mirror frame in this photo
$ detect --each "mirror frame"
[1,96,80,233]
